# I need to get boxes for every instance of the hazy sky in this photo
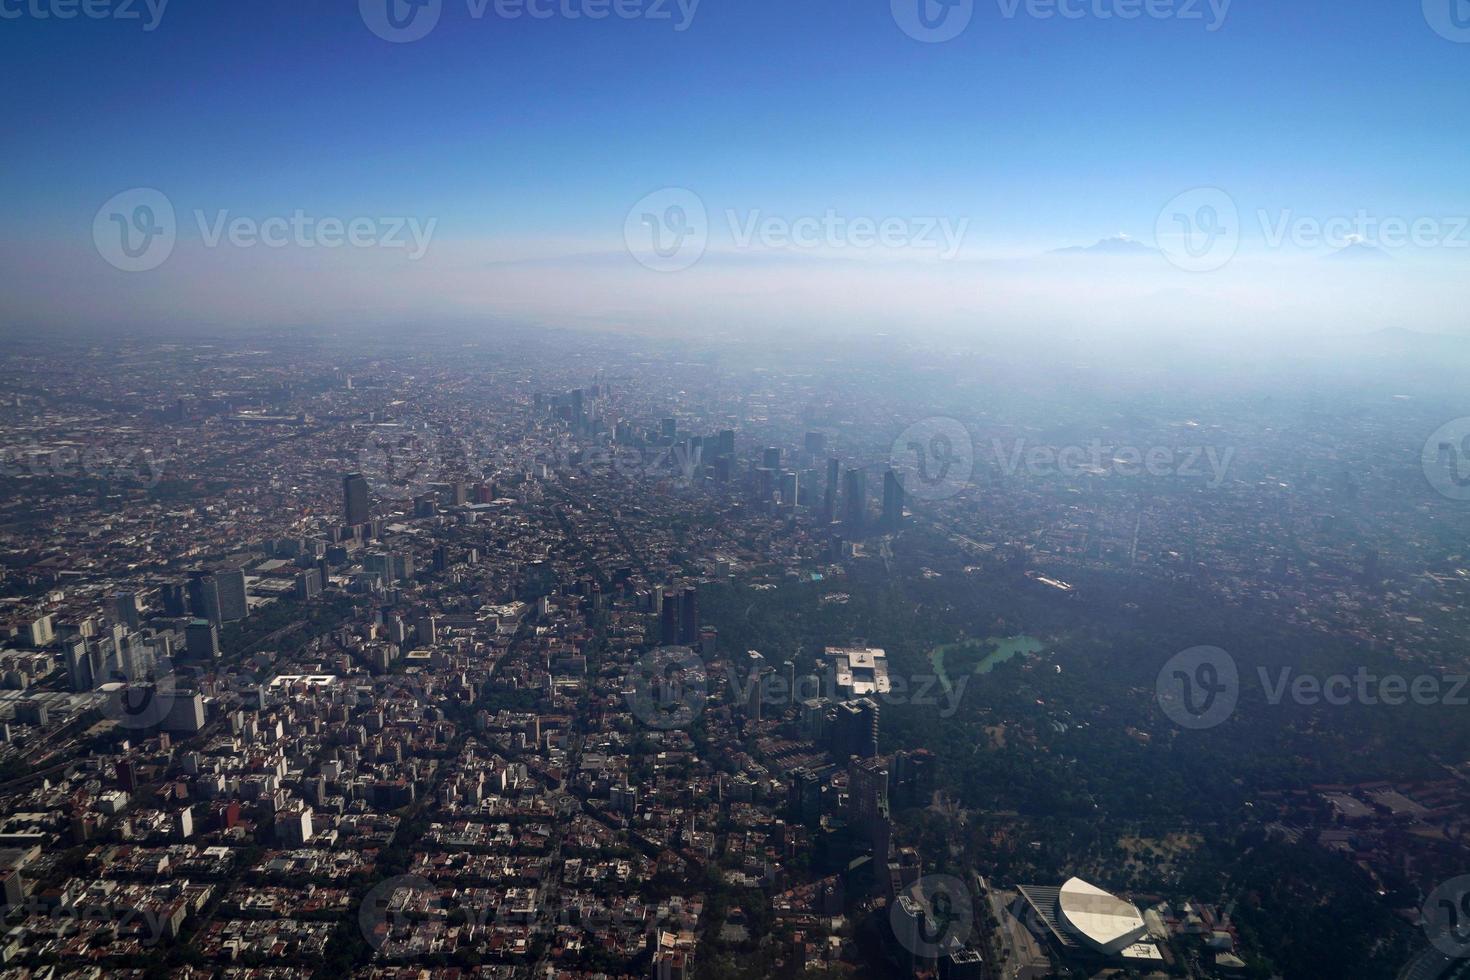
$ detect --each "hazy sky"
[3,0,1468,336]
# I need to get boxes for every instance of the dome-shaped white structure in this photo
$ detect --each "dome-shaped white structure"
[1056,877,1148,955]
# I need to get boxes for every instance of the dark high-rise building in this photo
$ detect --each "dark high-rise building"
[110,592,140,630]
[755,467,776,499]
[843,467,866,529]
[762,446,781,470]
[882,468,904,528]
[660,418,677,444]
[717,429,736,457]
[185,619,220,660]
[343,472,370,527]
[660,593,680,646]
[848,756,889,832]
[161,582,188,618]
[824,458,840,523]
[187,571,222,626]
[789,767,822,828]
[804,431,826,455]
[679,586,699,645]
[745,650,766,722]
[832,697,879,760]
[295,568,322,600]
[780,471,799,510]
[216,568,248,623]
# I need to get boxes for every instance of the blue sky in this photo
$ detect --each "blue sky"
[3,0,1468,334]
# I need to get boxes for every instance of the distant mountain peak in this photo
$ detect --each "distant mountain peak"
[1049,234,1158,256]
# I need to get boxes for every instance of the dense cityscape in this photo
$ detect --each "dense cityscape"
[4,2,1470,976]
[0,327,1466,980]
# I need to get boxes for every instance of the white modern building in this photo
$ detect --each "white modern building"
[1018,877,1163,964]
[824,646,891,698]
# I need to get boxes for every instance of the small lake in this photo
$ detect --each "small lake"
[931,635,1045,692]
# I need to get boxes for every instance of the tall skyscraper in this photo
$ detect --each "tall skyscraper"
[185,619,220,660]
[824,458,840,523]
[882,468,904,528]
[660,593,680,646]
[762,446,781,470]
[745,650,766,722]
[187,571,222,626]
[343,472,370,527]
[780,471,799,510]
[679,586,699,645]
[848,756,889,831]
[65,640,95,692]
[109,592,140,630]
[843,467,866,529]
[216,568,248,623]
[295,568,322,600]
[161,581,188,618]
